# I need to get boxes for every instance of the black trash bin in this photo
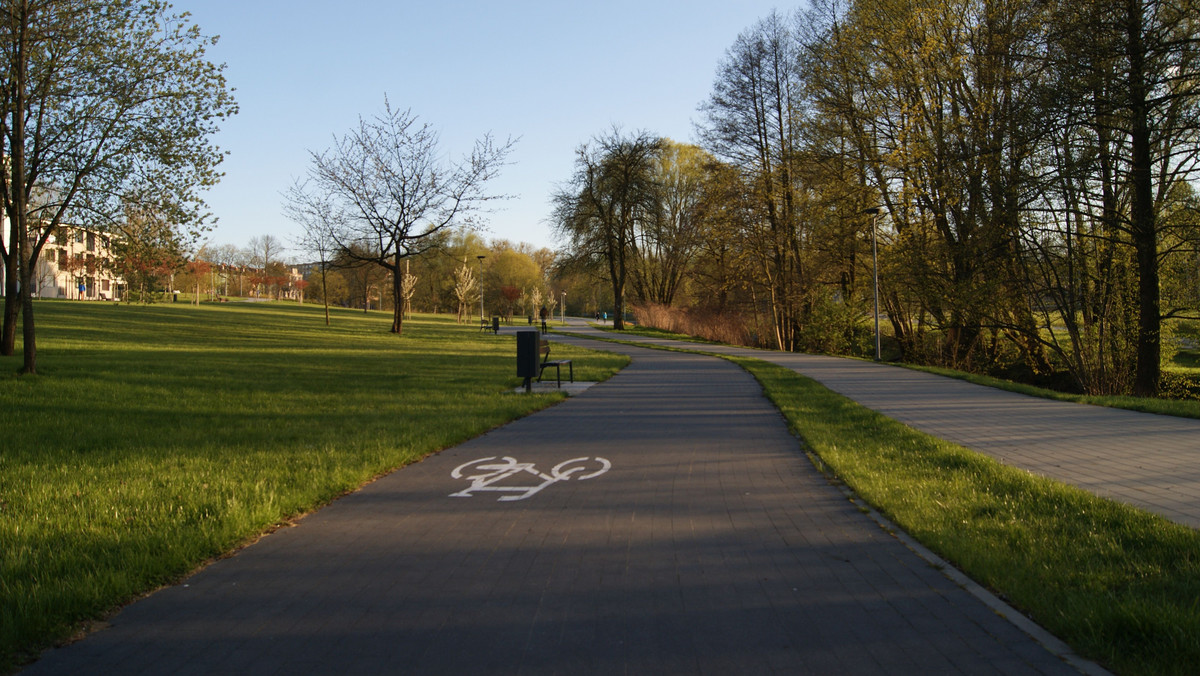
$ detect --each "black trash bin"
[516,330,540,392]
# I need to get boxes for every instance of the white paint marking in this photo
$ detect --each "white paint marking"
[449,456,611,501]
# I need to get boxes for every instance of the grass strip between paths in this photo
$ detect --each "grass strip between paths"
[0,302,628,673]
[605,323,1200,420]
[738,356,1200,676]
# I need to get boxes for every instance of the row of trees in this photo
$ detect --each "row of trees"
[554,0,1200,397]
[299,230,563,325]
[108,221,295,304]
[1,0,236,374]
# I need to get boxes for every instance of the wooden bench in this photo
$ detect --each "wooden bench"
[479,316,499,334]
[538,339,573,388]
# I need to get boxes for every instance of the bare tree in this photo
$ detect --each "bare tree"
[284,180,342,325]
[400,260,417,320]
[294,97,514,336]
[452,261,477,323]
[246,234,284,270]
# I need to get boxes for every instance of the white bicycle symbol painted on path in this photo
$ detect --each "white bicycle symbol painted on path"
[449,456,611,502]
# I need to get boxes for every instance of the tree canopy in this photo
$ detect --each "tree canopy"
[1,0,236,373]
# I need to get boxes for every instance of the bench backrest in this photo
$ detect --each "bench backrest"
[540,340,551,362]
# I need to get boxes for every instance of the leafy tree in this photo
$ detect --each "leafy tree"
[1037,0,1200,395]
[293,97,514,336]
[485,245,543,318]
[333,244,389,313]
[178,258,212,305]
[0,0,235,373]
[499,285,521,320]
[304,268,350,308]
[108,221,182,304]
[628,140,708,306]
[406,227,479,315]
[699,10,811,350]
[553,128,663,329]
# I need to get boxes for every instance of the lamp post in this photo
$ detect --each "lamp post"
[476,255,486,322]
[863,208,883,361]
[560,291,566,326]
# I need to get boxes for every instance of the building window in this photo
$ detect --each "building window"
[86,232,95,252]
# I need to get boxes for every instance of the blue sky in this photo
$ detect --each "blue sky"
[183,1,788,257]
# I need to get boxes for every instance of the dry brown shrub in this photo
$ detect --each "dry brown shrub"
[630,302,753,347]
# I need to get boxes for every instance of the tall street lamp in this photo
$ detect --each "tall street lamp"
[863,207,884,361]
[560,291,566,326]
[476,255,486,322]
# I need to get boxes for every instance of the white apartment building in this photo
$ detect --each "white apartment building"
[0,219,125,300]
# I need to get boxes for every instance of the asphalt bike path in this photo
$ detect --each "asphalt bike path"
[558,324,1200,530]
[24,337,1092,675]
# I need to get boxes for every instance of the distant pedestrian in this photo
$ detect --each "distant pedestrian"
[539,306,548,332]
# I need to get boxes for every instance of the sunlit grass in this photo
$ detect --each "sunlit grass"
[0,300,628,671]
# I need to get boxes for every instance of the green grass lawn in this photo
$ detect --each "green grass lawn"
[0,300,627,671]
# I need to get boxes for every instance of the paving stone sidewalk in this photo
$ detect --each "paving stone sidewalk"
[560,324,1200,530]
[23,339,1091,675]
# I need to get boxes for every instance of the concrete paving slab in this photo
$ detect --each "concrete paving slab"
[511,381,598,396]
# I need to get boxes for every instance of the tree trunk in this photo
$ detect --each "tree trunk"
[321,268,330,326]
[18,232,36,374]
[390,255,404,335]
[611,273,625,330]
[2,270,18,356]
[1127,0,1160,397]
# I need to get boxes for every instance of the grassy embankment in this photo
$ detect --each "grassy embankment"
[0,301,627,672]
[587,324,1200,676]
